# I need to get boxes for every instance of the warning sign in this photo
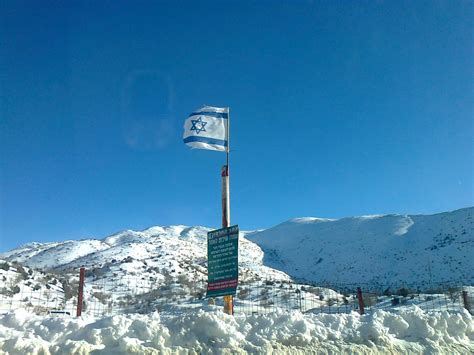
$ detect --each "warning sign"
[206,225,239,298]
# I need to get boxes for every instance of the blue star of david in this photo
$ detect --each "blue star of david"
[190,117,207,134]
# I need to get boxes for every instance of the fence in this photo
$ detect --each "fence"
[227,280,473,316]
[0,265,472,318]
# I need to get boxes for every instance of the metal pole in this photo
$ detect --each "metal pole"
[76,267,85,317]
[223,107,233,315]
[356,287,365,315]
[226,107,230,170]
[462,290,471,315]
[221,166,230,227]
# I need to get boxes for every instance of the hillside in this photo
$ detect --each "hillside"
[0,226,294,315]
[0,207,472,314]
[247,207,474,286]
[1,226,288,282]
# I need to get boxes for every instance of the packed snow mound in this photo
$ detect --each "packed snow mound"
[248,207,474,286]
[0,307,472,354]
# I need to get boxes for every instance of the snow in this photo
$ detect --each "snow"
[0,208,472,352]
[0,263,66,315]
[248,207,474,285]
[2,208,472,289]
[0,225,293,318]
[1,226,280,279]
[0,307,472,354]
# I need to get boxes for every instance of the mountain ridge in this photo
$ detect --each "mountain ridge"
[247,207,473,286]
[1,207,472,287]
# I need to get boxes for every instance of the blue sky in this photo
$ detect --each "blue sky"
[1,1,473,251]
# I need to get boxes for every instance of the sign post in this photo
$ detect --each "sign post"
[221,107,234,315]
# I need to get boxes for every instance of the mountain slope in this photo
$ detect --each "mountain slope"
[1,225,290,287]
[0,208,472,318]
[247,207,474,286]
[1,208,472,291]
[1,226,294,315]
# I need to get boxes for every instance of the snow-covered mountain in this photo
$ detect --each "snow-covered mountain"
[1,209,472,355]
[0,227,292,316]
[1,207,472,290]
[247,207,474,286]
[1,226,290,295]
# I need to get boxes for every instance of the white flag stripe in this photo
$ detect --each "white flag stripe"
[183,138,227,151]
[183,115,227,140]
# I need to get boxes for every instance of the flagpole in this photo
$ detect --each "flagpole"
[226,107,230,225]
[226,107,230,170]
[222,107,233,315]
[224,106,230,228]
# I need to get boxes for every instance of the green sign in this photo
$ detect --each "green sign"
[206,225,239,298]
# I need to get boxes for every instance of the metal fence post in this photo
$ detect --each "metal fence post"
[357,287,365,315]
[462,290,471,315]
[76,267,85,317]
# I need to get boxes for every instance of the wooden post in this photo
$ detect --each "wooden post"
[462,290,471,314]
[222,165,233,315]
[356,287,365,315]
[76,267,85,317]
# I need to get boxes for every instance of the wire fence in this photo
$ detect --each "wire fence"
[0,267,76,316]
[230,279,473,316]
[1,266,472,318]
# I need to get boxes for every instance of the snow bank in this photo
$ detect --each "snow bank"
[0,306,472,354]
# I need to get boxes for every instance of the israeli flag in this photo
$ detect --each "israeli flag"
[183,106,228,152]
